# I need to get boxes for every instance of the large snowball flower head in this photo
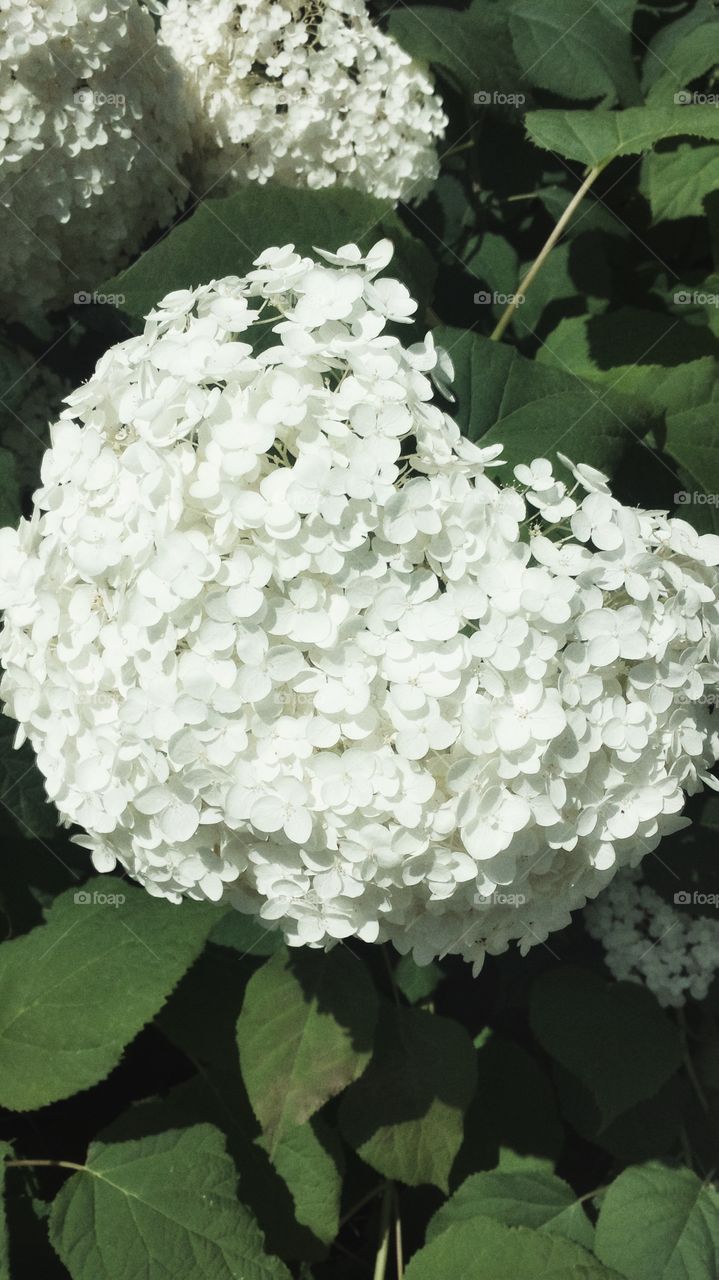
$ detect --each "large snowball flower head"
[159,0,447,202]
[0,0,190,318]
[1,240,719,970]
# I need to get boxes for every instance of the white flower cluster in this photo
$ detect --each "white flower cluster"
[586,869,719,1007]
[0,242,718,969]
[159,0,446,202]
[0,0,190,318]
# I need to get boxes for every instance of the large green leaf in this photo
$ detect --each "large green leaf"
[644,24,719,108]
[665,406,719,531]
[159,945,341,1262]
[388,0,521,99]
[256,1117,343,1248]
[535,312,719,393]
[525,106,719,167]
[452,1032,562,1182]
[338,1002,476,1192]
[509,0,640,107]
[530,968,682,1130]
[434,325,651,475]
[428,1165,594,1249]
[0,450,19,530]
[594,1163,719,1280]
[642,144,719,224]
[405,1215,618,1280]
[0,879,219,1109]
[237,947,377,1151]
[105,186,435,328]
[49,1125,290,1280]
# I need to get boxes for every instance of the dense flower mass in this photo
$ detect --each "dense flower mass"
[586,869,719,1007]
[159,0,446,202]
[0,0,190,317]
[0,242,718,968]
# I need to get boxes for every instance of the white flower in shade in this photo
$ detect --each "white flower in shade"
[159,0,447,203]
[0,0,191,318]
[586,868,719,1007]
[0,240,718,970]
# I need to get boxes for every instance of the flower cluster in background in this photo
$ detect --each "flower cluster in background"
[0,0,446,318]
[0,244,717,967]
[158,0,446,201]
[0,0,191,318]
[586,869,719,1007]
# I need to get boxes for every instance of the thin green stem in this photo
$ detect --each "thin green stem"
[6,1159,86,1173]
[394,1185,404,1279]
[373,1182,393,1280]
[490,161,608,342]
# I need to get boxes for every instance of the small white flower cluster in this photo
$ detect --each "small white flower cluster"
[159,0,446,202]
[585,869,719,1007]
[0,242,718,969]
[0,0,190,318]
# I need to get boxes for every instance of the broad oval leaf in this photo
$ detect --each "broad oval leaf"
[0,879,219,1109]
[237,947,378,1150]
[49,1124,290,1280]
[338,1002,476,1191]
[405,1215,619,1280]
[594,1163,719,1280]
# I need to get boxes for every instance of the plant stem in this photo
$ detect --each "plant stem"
[339,1181,386,1228]
[373,1182,393,1280]
[6,1159,86,1173]
[394,1185,404,1279]
[489,161,608,342]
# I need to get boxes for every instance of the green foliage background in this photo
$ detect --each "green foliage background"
[1,0,719,1275]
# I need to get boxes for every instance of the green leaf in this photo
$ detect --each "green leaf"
[388,1,521,99]
[256,1116,343,1248]
[665,407,719,531]
[642,144,719,224]
[452,1032,562,1182]
[644,24,719,108]
[434,325,651,475]
[105,186,435,328]
[338,1002,476,1192]
[428,1166,594,1249]
[394,953,443,1005]
[237,947,377,1150]
[530,968,683,1130]
[405,1216,618,1280]
[595,1163,719,1280]
[209,910,283,958]
[509,0,640,107]
[0,716,56,841]
[525,106,719,167]
[0,449,19,529]
[159,945,338,1262]
[0,879,219,1109]
[49,1124,291,1280]
[535,309,719,386]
